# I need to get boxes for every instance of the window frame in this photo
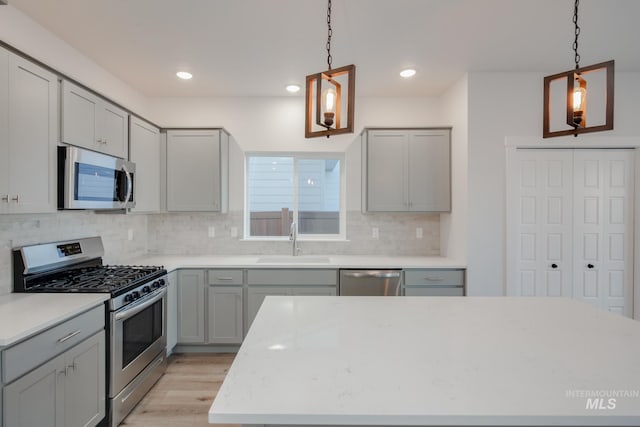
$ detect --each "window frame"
[244,152,347,241]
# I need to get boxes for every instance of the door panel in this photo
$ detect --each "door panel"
[573,150,634,316]
[514,149,573,297]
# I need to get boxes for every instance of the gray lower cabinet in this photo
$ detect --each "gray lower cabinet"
[207,286,243,344]
[177,270,206,344]
[166,270,178,355]
[3,330,105,427]
[404,269,465,296]
[246,269,337,332]
[177,269,244,345]
[207,269,243,344]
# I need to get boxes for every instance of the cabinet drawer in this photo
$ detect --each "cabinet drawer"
[404,269,464,286]
[207,269,243,285]
[247,269,337,285]
[405,286,464,297]
[2,304,105,384]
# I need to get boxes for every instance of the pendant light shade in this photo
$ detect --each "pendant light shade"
[543,60,614,138]
[305,64,355,138]
[543,0,614,138]
[305,0,356,139]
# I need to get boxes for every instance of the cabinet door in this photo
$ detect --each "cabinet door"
[177,270,206,343]
[0,48,9,213]
[64,331,105,427]
[166,270,178,355]
[61,80,99,150]
[408,130,451,212]
[167,130,221,211]
[366,131,409,211]
[130,117,161,212]
[7,53,58,214]
[207,286,243,344]
[4,352,65,427]
[246,286,290,332]
[100,102,128,159]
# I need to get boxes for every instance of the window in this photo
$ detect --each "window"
[246,154,345,239]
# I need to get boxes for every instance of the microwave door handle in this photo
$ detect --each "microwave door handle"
[120,164,133,206]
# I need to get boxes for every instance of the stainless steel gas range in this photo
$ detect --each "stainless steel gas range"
[13,236,168,427]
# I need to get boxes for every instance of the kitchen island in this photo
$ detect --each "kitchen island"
[209,296,640,426]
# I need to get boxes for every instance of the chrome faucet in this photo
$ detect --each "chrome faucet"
[289,221,300,256]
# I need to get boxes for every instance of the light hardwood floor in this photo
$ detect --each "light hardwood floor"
[121,353,238,427]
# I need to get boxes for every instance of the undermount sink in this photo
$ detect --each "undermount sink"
[256,256,331,264]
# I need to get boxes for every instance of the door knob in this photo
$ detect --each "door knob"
[551,263,558,269]
[587,264,594,269]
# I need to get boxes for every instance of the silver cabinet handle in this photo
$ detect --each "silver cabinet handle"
[1,195,8,202]
[423,277,445,282]
[10,195,19,203]
[215,277,234,281]
[57,330,81,343]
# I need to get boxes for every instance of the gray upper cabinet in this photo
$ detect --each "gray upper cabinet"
[129,117,161,212]
[0,47,58,214]
[363,128,451,212]
[61,80,128,159]
[166,129,229,212]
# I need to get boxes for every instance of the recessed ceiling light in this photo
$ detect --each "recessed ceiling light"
[285,84,301,93]
[400,68,417,78]
[176,71,193,80]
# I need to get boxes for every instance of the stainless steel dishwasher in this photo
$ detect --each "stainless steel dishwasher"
[339,269,403,296]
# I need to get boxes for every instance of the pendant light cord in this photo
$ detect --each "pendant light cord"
[573,0,581,69]
[326,0,333,70]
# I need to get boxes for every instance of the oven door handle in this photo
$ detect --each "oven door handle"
[115,289,166,321]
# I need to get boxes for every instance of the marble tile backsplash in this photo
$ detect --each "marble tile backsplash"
[1,210,440,295]
[147,211,440,257]
[0,212,148,295]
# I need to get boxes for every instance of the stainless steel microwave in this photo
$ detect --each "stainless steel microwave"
[58,146,135,210]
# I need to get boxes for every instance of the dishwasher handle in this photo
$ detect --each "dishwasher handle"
[341,271,401,279]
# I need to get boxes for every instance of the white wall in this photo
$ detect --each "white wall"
[0,4,150,118]
[149,96,445,211]
[467,71,640,296]
[439,75,468,263]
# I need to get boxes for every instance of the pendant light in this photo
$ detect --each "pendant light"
[305,0,356,138]
[543,0,614,138]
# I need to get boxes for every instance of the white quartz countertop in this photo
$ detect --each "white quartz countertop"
[0,293,109,347]
[209,296,640,426]
[131,254,465,272]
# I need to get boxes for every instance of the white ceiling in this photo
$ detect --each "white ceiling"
[8,0,640,97]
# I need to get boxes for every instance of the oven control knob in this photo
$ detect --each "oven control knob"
[142,286,151,294]
[132,291,140,300]
[124,294,134,303]
[152,281,160,289]
[158,279,166,287]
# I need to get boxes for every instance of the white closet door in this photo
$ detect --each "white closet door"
[573,150,635,316]
[513,149,573,297]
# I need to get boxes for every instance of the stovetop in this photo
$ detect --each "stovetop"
[25,265,166,295]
